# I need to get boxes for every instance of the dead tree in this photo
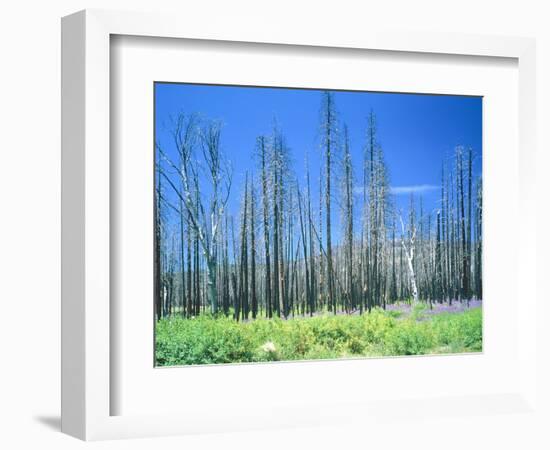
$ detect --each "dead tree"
[342,125,354,311]
[399,207,419,303]
[320,91,338,313]
[159,114,232,314]
[250,175,258,319]
[258,136,273,318]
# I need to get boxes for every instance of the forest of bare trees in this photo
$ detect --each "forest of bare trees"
[155,91,482,322]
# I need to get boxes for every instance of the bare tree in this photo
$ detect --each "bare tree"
[239,174,249,320]
[250,175,258,319]
[320,91,338,313]
[342,125,354,312]
[399,202,419,303]
[154,150,163,320]
[257,136,273,318]
[159,114,232,314]
[297,182,311,315]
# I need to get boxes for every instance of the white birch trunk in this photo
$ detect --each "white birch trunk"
[404,246,418,303]
[400,215,419,303]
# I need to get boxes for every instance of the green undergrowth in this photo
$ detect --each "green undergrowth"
[155,305,482,366]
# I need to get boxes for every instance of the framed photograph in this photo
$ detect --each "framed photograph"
[153,82,483,368]
[62,9,539,441]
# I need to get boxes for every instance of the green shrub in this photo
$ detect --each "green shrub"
[386,323,434,355]
[430,308,482,352]
[155,306,482,366]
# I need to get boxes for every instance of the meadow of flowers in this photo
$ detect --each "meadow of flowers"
[155,302,482,366]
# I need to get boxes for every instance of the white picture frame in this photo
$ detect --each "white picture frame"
[61,9,539,441]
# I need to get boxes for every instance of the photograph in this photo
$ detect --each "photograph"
[154,83,483,367]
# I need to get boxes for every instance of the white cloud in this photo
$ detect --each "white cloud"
[353,184,439,196]
[390,184,439,195]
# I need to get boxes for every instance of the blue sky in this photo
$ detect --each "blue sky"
[155,83,482,239]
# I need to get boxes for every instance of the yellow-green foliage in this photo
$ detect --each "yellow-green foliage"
[155,307,482,366]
